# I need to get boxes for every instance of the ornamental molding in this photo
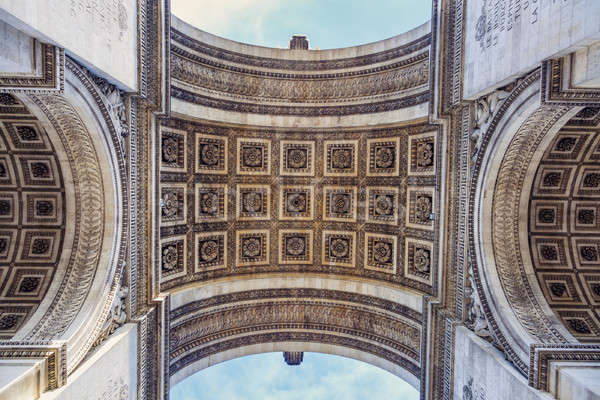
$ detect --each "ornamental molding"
[0,43,64,93]
[169,289,424,380]
[0,341,66,390]
[490,104,571,343]
[171,51,429,103]
[467,69,567,375]
[18,59,130,374]
[171,28,431,71]
[26,92,105,342]
[529,344,600,391]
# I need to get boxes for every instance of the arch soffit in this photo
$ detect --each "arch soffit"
[168,279,425,391]
[10,59,128,373]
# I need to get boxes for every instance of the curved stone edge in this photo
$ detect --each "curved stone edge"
[18,59,129,373]
[468,70,574,375]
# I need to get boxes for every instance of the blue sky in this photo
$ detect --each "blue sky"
[171,352,419,400]
[171,0,431,49]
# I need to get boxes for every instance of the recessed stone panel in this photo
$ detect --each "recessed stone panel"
[15,156,60,188]
[575,167,600,196]
[530,200,567,233]
[160,127,187,172]
[571,237,600,268]
[0,192,18,225]
[571,201,600,232]
[279,230,313,265]
[195,184,227,223]
[196,133,228,174]
[0,155,16,188]
[23,192,63,225]
[2,120,51,151]
[160,236,187,282]
[367,137,400,176]
[161,185,187,226]
[405,239,432,284]
[366,187,399,225]
[279,186,313,220]
[195,232,227,272]
[322,186,357,222]
[532,166,576,197]
[545,133,593,162]
[16,229,61,264]
[406,187,434,230]
[324,139,358,177]
[237,184,270,221]
[237,138,270,175]
[236,230,269,267]
[408,132,435,176]
[364,232,397,274]
[322,231,355,268]
[280,140,314,176]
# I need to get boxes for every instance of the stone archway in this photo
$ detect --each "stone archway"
[0,57,129,392]
[168,277,425,391]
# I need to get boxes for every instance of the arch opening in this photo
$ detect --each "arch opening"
[171,351,420,399]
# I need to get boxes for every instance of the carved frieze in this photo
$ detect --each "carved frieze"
[170,28,430,116]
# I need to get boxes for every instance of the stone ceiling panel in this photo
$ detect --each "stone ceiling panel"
[0,94,67,338]
[159,117,440,295]
[528,107,600,342]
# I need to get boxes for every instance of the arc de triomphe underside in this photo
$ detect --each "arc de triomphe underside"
[0,1,600,399]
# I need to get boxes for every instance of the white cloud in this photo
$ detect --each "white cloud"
[171,0,284,44]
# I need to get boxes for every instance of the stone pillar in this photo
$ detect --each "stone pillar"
[453,326,553,400]
[38,324,138,400]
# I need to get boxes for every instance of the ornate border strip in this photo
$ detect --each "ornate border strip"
[490,104,570,343]
[171,331,421,378]
[170,288,422,323]
[171,28,431,72]
[171,85,429,116]
[172,44,429,80]
[467,70,543,375]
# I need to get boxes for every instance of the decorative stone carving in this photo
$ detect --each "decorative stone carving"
[87,71,129,139]
[169,289,423,379]
[92,286,129,348]
[96,377,128,400]
[0,95,67,337]
[464,263,491,339]
[469,89,510,161]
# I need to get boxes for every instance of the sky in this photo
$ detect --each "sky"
[171,0,431,49]
[171,352,419,400]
